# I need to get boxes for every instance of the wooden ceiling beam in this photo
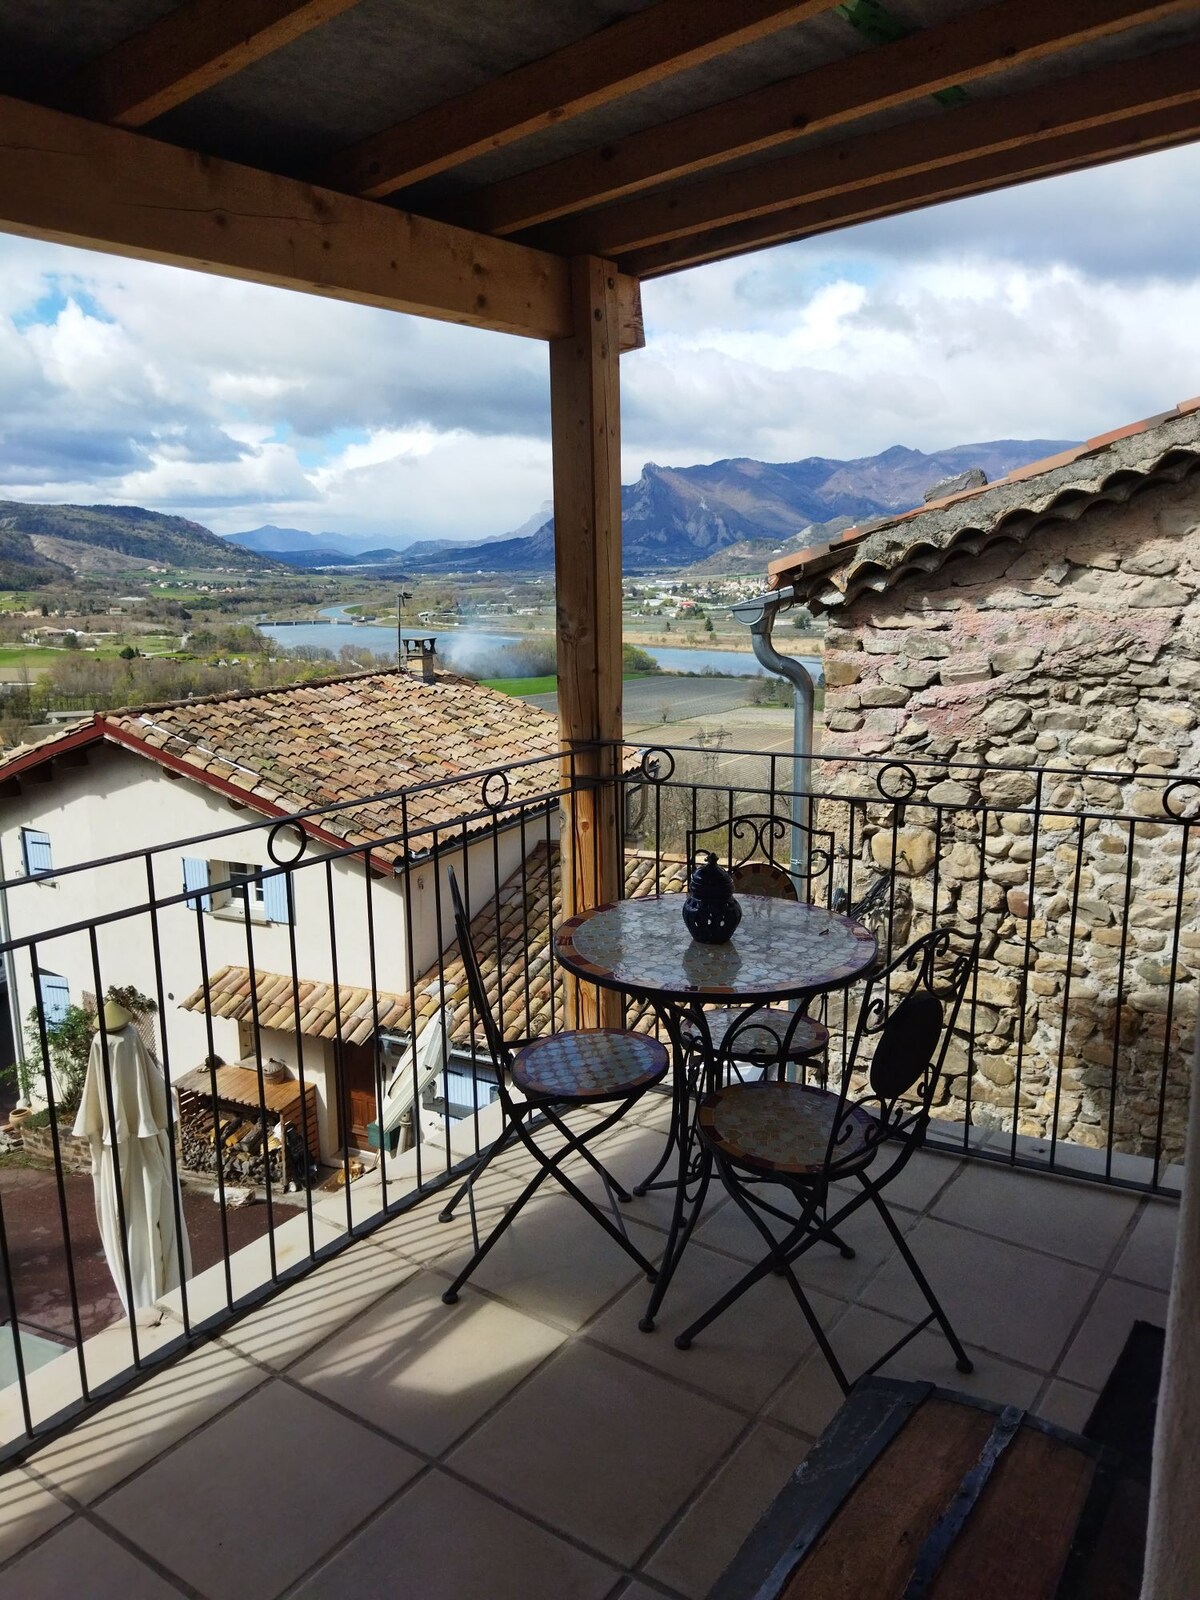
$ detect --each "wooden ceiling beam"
[54,0,363,128]
[532,39,1200,258]
[451,0,1191,236]
[625,99,1200,277]
[317,0,842,200]
[0,93,592,343]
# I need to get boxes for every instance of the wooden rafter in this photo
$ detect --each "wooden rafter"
[0,93,651,348]
[531,39,1200,258]
[54,0,363,128]
[449,0,1193,237]
[316,0,841,200]
[625,98,1200,277]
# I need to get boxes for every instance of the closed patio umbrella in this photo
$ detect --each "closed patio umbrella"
[72,1006,191,1316]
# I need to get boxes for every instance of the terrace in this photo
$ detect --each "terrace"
[0,742,1190,1595]
[2,1,1199,1591]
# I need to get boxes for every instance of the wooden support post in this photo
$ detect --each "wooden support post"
[550,256,624,1029]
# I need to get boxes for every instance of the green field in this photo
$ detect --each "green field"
[481,674,557,696]
[482,670,667,697]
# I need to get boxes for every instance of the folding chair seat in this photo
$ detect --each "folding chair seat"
[674,928,980,1395]
[438,868,669,1306]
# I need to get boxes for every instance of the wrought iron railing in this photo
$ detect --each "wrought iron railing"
[0,740,1192,1462]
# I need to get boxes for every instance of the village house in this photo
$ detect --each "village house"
[767,398,1200,1162]
[0,659,558,1161]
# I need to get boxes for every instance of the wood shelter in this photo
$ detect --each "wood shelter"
[3,0,1200,990]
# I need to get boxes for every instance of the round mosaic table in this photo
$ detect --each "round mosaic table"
[555,894,877,1007]
[554,895,877,1329]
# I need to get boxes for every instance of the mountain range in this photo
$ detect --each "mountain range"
[223,441,1072,575]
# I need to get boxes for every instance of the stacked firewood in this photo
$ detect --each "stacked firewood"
[179,1102,283,1185]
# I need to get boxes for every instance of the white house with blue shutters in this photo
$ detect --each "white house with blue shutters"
[0,678,552,1160]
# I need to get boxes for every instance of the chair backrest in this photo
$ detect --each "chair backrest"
[820,928,978,1177]
[686,813,834,903]
[447,868,509,1072]
[855,928,978,1124]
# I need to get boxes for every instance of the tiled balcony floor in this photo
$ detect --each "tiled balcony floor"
[0,1095,1177,1600]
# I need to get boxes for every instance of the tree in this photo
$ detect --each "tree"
[703,617,715,634]
[20,1004,92,1116]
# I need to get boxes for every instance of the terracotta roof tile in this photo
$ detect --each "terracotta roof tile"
[2,669,560,866]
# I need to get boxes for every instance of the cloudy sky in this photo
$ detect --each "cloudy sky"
[2,142,1200,543]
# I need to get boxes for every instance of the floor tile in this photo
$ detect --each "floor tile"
[291,1469,618,1600]
[291,1271,564,1456]
[586,1240,841,1413]
[1035,1380,1100,1434]
[693,1189,918,1303]
[858,1216,1097,1371]
[931,1163,1139,1268]
[369,1156,536,1266]
[1113,1199,1179,1291]
[98,1380,420,1600]
[155,1211,349,1329]
[217,1236,413,1369]
[644,1423,809,1600]
[768,1302,1043,1438]
[619,1585,687,1600]
[842,1148,962,1213]
[0,1518,186,1600]
[432,1189,665,1330]
[0,1470,70,1562]
[448,1341,745,1567]
[1057,1278,1170,1390]
[576,1119,731,1237]
[32,1337,267,1504]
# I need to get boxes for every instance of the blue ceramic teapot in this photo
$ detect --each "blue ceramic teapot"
[683,852,742,944]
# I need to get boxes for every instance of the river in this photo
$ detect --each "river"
[257,611,821,681]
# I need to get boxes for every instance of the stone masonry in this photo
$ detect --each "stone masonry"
[815,471,1200,1162]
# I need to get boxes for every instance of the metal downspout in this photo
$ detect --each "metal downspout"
[732,584,815,894]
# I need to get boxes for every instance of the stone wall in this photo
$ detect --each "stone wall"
[815,472,1200,1161]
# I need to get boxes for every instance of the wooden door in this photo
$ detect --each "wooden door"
[339,1040,379,1150]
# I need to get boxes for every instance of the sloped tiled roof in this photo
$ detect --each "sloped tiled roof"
[1,669,559,865]
[182,842,690,1052]
[768,397,1200,613]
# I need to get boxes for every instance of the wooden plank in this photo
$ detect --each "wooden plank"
[783,1398,995,1599]
[451,0,1191,235]
[0,92,571,341]
[534,39,1200,258]
[317,0,841,199]
[625,97,1200,277]
[550,255,623,1029]
[54,0,362,127]
[929,1426,1095,1599]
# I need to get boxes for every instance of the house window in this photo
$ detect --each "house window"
[228,862,265,911]
[20,828,53,878]
[181,857,293,924]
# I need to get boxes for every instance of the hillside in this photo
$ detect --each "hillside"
[0,526,72,588]
[393,439,1075,574]
[0,502,278,576]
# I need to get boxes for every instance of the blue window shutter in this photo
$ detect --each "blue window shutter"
[182,857,211,911]
[21,829,52,876]
[262,869,292,925]
[38,973,70,1026]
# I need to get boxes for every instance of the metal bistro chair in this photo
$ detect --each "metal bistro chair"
[674,928,980,1395]
[438,868,669,1305]
[679,814,837,1087]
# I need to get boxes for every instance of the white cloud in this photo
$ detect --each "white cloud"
[1,141,1199,537]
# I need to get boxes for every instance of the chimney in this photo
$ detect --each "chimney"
[402,636,438,683]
